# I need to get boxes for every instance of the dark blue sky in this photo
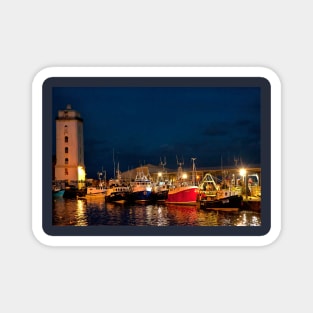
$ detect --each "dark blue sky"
[53,86,260,179]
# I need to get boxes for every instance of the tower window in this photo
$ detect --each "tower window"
[65,136,68,143]
[65,147,68,153]
[64,125,68,134]
[65,158,68,164]
[65,168,68,176]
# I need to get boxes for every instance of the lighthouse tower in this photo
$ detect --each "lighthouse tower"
[55,104,86,189]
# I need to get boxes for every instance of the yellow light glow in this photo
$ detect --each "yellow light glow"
[182,173,188,179]
[239,168,246,176]
[76,199,88,226]
[78,166,85,181]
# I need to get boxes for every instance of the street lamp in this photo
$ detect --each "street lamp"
[239,168,246,177]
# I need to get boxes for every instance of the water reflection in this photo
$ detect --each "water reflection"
[53,198,88,226]
[53,198,261,227]
[75,199,88,226]
[166,204,198,226]
[146,205,169,226]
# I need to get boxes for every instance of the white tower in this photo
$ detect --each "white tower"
[55,104,86,188]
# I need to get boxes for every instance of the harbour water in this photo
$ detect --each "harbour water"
[53,197,261,227]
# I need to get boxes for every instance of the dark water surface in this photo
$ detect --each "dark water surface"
[53,197,261,227]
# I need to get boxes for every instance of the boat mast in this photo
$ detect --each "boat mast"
[116,162,121,181]
[176,155,184,180]
[101,166,106,186]
[191,157,196,185]
[97,171,103,186]
[160,157,166,172]
[113,148,116,179]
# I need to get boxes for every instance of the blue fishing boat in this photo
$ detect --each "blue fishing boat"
[151,158,170,202]
[129,170,153,202]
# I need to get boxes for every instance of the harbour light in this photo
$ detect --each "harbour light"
[239,168,246,177]
[78,166,85,181]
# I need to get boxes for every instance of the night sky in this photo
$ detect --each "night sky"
[52,86,261,179]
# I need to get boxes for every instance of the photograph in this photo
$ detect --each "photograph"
[44,75,269,236]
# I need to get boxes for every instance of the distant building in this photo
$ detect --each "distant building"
[54,104,86,188]
[120,164,261,188]
[120,164,165,181]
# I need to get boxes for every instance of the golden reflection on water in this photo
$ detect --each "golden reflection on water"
[53,198,261,226]
[85,196,105,207]
[197,210,220,226]
[234,211,261,226]
[53,198,88,226]
[75,199,88,226]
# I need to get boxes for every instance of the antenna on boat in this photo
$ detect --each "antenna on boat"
[176,155,184,180]
[101,166,106,185]
[160,157,167,171]
[97,171,103,186]
[176,155,184,167]
[234,156,239,167]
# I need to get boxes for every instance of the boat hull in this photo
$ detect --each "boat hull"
[105,191,130,203]
[166,186,198,204]
[129,178,153,202]
[129,190,152,202]
[86,186,106,196]
[85,192,105,198]
[151,190,169,202]
[53,189,65,197]
[199,195,243,210]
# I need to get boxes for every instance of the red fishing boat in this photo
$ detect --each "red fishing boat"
[166,158,199,205]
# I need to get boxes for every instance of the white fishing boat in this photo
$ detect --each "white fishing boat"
[86,171,106,197]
